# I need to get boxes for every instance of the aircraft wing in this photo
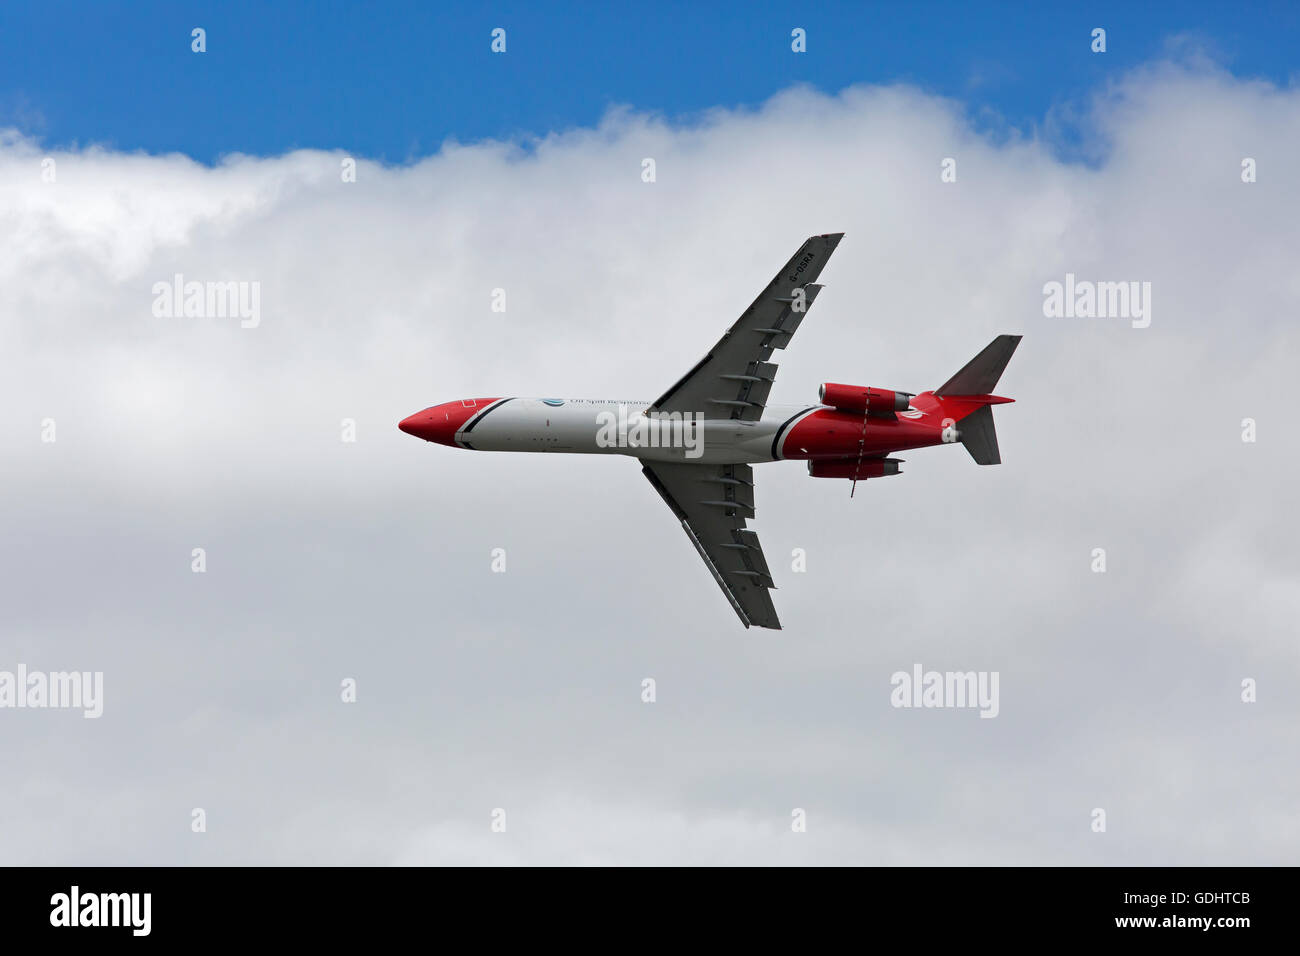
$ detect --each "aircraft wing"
[648,233,843,422]
[640,460,780,629]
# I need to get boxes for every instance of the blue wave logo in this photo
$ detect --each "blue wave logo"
[541,398,565,407]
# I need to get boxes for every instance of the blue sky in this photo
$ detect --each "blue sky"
[2,1,1297,163]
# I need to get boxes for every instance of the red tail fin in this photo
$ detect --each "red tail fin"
[933,336,1022,465]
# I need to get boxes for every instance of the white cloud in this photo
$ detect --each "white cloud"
[1,56,1297,864]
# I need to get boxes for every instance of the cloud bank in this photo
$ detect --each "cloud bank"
[1,57,1297,864]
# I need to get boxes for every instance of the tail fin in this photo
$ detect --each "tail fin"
[957,404,1001,465]
[935,335,1022,466]
[936,334,1022,396]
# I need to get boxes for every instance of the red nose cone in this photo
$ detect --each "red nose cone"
[398,408,459,445]
[399,411,439,442]
[398,399,503,447]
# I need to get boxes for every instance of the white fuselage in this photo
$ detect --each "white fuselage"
[460,398,814,465]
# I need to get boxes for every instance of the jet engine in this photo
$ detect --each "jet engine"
[818,383,913,414]
[807,458,902,480]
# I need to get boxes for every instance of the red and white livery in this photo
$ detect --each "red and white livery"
[400,234,1021,629]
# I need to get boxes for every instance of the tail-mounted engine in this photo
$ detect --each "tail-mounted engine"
[818,383,913,415]
[807,458,902,480]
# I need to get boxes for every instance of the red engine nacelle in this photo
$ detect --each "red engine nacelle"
[807,458,902,480]
[818,383,912,414]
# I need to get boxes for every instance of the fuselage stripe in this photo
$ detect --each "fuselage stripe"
[460,398,514,436]
[770,406,818,461]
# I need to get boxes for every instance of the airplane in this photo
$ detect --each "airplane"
[399,234,1020,629]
